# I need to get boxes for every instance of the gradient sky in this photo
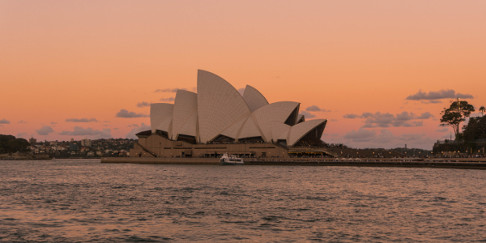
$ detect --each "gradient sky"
[1,0,486,149]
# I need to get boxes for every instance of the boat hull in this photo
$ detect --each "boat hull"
[220,161,244,165]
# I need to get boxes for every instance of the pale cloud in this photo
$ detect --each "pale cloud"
[160,97,175,102]
[299,111,316,119]
[306,105,330,112]
[406,89,473,101]
[436,128,449,133]
[36,126,54,135]
[421,100,442,104]
[344,129,376,142]
[343,114,360,119]
[16,132,28,138]
[155,88,186,93]
[416,112,434,119]
[60,126,111,138]
[341,129,436,149]
[343,112,433,128]
[66,118,98,122]
[116,109,149,118]
[137,101,150,107]
[126,123,151,139]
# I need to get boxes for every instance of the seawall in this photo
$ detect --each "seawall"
[101,157,220,165]
[101,157,486,169]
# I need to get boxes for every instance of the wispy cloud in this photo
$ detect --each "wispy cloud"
[66,118,98,123]
[343,114,360,119]
[137,101,150,107]
[160,97,175,102]
[36,126,54,135]
[60,126,111,138]
[305,105,330,112]
[421,100,442,104]
[116,109,149,118]
[436,128,449,133]
[343,112,433,128]
[16,132,28,138]
[341,128,436,149]
[126,123,151,139]
[416,112,433,119]
[406,89,473,101]
[344,128,376,142]
[155,88,186,93]
[299,111,316,119]
[0,119,10,124]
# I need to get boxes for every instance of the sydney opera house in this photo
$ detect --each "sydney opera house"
[130,70,329,158]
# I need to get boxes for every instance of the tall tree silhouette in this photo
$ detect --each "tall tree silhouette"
[440,99,475,139]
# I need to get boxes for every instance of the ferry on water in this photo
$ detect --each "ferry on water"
[220,153,244,165]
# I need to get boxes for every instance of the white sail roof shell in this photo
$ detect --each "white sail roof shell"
[243,85,269,112]
[150,103,174,135]
[237,116,263,140]
[148,70,328,147]
[221,116,247,139]
[197,70,251,143]
[271,123,291,141]
[252,101,300,142]
[287,119,327,146]
[171,90,198,140]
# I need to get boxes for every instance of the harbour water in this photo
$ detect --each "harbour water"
[1,159,485,242]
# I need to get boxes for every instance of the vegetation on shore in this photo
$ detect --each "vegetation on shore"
[440,99,475,137]
[0,134,30,154]
[434,100,486,155]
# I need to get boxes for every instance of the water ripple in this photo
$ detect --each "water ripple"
[0,160,485,242]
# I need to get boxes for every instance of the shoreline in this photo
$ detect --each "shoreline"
[100,157,486,170]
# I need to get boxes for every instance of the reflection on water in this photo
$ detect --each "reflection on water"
[1,159,485,242]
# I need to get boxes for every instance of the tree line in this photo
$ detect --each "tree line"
[440,100,486,140]
[436,100,486,154]
[0,134,30,154]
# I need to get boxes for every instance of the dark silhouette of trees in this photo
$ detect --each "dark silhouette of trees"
[0,134,30,154]
[462,116,486,141]
[480,106,485,116]
[440,99,475,139]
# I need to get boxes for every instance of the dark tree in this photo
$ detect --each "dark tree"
[440,100,475,139]
[0,134,30,153]
[480,106,486,116]
[462,116,486,141]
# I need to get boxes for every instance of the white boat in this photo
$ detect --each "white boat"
[220,153,244,165]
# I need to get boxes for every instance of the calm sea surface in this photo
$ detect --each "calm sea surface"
[1,159,485,242]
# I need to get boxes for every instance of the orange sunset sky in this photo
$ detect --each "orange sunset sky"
[1,1,486,149]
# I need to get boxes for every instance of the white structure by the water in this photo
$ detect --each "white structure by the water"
[150,70,327,147]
